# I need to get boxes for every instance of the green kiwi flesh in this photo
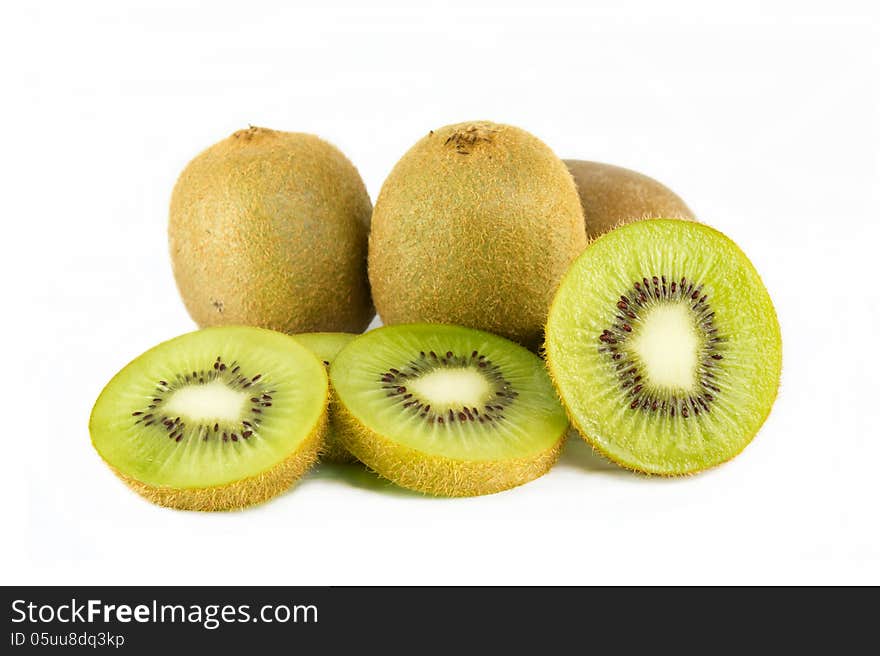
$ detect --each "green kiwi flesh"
[330,324,569,496]
[89,326,328,510]
[545,219,781,475]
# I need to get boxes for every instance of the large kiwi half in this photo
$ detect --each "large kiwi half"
[90,326,328,510]
[330,324,569,496]
[545,219,781,475]
[293,332,357,463]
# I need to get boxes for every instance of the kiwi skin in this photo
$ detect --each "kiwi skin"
[369,121,586,351]
[564,160,695,241]
[104,417,326,511]
[169,126,374,334]
[333,397,563,497]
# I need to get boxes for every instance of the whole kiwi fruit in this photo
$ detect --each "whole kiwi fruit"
[565,160,694,240]
[169,126,374,334]
[369,121,586,350]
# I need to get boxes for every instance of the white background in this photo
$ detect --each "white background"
[3,0,878,585]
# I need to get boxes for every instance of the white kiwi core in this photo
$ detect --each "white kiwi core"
[630,303,700,392]
[408,368,491,409]
[163,379,249,422]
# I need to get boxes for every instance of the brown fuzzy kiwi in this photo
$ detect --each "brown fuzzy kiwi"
[565,160,695,240]
[169,126,374,334]
[369,121,586,350]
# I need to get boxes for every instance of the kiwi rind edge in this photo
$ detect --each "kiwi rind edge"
[333,397,564,497]
[105,413,327,511]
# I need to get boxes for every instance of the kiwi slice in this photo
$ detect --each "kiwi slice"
[90,326,328,510]
[545,219,781,475]
[330,324,569,496]
[292,332,358,463]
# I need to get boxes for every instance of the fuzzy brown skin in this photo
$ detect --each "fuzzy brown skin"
[369,121,586,350]
[109,412,327,511]
[333,392,564,497]
[170,127,374,334]
[319,414,357,463]
[564,160,694,241]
